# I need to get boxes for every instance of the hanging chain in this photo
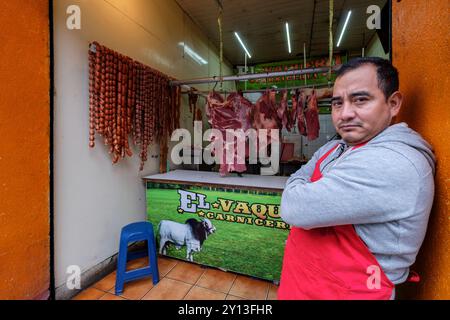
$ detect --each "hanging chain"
[218,8,224,91]
[329,0,334,81]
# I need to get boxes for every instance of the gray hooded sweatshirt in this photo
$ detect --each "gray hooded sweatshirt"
[281,122,435,285]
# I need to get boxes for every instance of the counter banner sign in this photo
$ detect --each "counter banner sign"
[177,189,288,230]
[236,54,346,91]
[147,182,290,281]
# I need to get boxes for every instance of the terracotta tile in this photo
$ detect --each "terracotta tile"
[226,295,246,300]
[142,278,192,300]
[166,261,205,284]
[126,257,148,271]
[157,256,178,277]
[109,277,155,300]
[92,271,116,292]
[184,286,226,300]
[99,293,126,300]
[72,288,105,300]
[228,276,269,300]
[196,268,236,293]
[267,283,278,300]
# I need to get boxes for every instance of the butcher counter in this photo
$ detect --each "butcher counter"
[143,170,289,282]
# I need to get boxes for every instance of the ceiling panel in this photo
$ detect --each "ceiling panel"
[175,0,388,66]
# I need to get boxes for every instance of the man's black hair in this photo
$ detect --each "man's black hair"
[336,57,399,100]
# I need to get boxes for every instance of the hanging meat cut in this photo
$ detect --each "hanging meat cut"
[195,108,203,122]
[188,90,198,126]
[288,90,298,132]
[206,92,253,176]
[277,90,289,131]
[304,89,320,141]
[248,90,282,166]
[251,90,281,132]
[297,90,307,137]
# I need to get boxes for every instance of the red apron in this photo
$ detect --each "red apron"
[278,143,396,300]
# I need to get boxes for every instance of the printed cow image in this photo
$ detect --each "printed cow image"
[157,218,216,262]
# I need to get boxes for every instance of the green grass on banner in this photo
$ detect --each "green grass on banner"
[147,188,289,281]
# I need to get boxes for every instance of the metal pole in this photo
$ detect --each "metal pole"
[170,66,336,86]
[181,81,334,95]
[236,82,333,94]
[303,43,307,86]
[244,53,247,91]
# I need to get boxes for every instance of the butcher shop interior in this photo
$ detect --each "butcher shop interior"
[5,0,449,302]
[57,0,391,300]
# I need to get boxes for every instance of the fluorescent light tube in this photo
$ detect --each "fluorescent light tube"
[234,32,252,58]
[337,11,352,47]
[285,23,292,54]
[178,42,208,65]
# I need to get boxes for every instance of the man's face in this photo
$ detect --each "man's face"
[331,64,400,146]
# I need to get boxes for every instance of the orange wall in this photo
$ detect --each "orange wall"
[393,0,450,299]
[0,0,50,299]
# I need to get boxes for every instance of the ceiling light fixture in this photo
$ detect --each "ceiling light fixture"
[178,42,208,65]
[285,22,292,54]
[337,11,352,47]
[234,32,252,59]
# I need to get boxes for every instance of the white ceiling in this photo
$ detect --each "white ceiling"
[175,0,388,65]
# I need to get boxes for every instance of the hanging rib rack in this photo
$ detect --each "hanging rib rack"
[170,65,341,87]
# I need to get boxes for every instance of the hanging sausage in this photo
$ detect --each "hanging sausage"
[88,42,180,171]
[88,47,96,148]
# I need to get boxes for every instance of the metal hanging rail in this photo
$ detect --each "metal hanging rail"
[180,82,334,96]
[170,65,340,87]
[238,82,334,94]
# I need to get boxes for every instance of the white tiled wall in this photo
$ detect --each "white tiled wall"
[282,114,337,160]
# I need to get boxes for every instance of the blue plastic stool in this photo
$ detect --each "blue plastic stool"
[115,222,159,295]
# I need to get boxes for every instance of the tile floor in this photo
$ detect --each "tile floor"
[73,256,279,300]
